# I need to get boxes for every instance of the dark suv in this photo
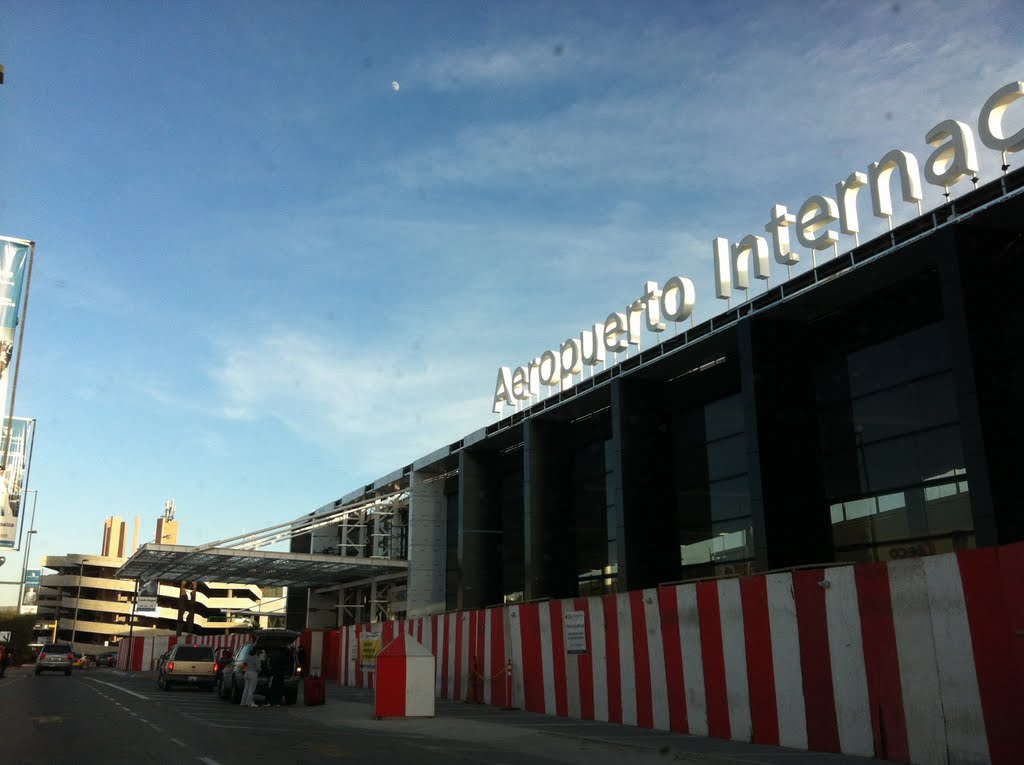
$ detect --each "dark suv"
[35,643,75,675]
[218,629,301,705]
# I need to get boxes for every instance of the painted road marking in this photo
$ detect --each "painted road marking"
[86,678,149,700]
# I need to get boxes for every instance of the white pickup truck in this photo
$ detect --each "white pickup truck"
[157,644,217,691]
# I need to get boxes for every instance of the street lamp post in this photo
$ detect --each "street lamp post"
[125,578,139,671]
[53,583,62,643]
[70,558,89,649]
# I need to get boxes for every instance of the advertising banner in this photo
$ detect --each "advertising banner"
[134,580,161,618]
[22,567,41,607]
[21,584,38,607]
[0,417,33,548]
[0,237,29,417]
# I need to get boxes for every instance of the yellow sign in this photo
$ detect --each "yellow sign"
[358,632,381,671]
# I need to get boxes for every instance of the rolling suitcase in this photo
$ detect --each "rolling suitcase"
[304,674,326,706]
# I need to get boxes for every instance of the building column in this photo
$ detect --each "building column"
[738,317,832,569]
[407,468,447,617]
[523,419,576,601]
[458,449,502,610]
[607,378,678,591]
[936,225,1016,545]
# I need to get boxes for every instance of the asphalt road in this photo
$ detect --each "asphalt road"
[1,664,891,765]
[4,665,457,764]
[5,664,676,765]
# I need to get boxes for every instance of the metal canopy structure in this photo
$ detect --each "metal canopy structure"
[115,543,408,587]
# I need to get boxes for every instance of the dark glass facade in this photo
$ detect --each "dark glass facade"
[352,167,1024,612]
[817,322,973,563]
[676,394,754,578]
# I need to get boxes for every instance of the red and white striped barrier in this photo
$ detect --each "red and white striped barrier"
[314,542,1024,765]
[116,632,250,672]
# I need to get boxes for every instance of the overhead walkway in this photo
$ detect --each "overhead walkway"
[115,543,407,587]
[115,488,410,587]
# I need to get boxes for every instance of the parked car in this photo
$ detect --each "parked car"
[219,629,300,705]
[35,643,75,676]
[95,652,117,667]
[157,644,217,691]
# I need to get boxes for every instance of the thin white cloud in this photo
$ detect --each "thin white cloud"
[393,1,1021,198]
[415,40,581,90]
[209,327,489,477]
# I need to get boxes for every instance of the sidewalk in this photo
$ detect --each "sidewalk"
[295,680,888,765]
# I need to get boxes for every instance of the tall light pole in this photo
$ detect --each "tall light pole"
[125,578,139,671]
[70,558,89,649]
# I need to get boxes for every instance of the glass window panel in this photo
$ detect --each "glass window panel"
[704,394,744,442]
[682,520,753,567]
[916,426,965,483]
[706,434,746,481]
[709,476,750,522]
[844,497,877,520]
[830,503,845,524]
[710,518,754,562]
[846,323,951,397]
[832,501,909,549]
[925,483,956,501]
[868,505,914,543]
[877,492,907,514]
[852,373,957,445]
[910,372,958,429]
[680,539,712,567]
[924,485,973,534]
[862,436,918,493]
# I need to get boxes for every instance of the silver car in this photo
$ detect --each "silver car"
[35,643,75,676]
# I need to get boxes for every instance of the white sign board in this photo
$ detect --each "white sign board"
[359,631,382,672]
[563,611,587,655]
[0,630,10,643]
[134,581,160,618]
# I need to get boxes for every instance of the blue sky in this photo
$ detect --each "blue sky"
[0,0,1021,603]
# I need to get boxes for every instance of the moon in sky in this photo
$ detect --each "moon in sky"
[391,81,400,92]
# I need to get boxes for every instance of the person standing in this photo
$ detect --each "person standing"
[240,649,263,708]
[266,652,284,706]
[0,641,9,678]
[216,648,233,692]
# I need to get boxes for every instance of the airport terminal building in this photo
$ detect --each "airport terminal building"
[294,163,1024,628]
[277,83,1024,763]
